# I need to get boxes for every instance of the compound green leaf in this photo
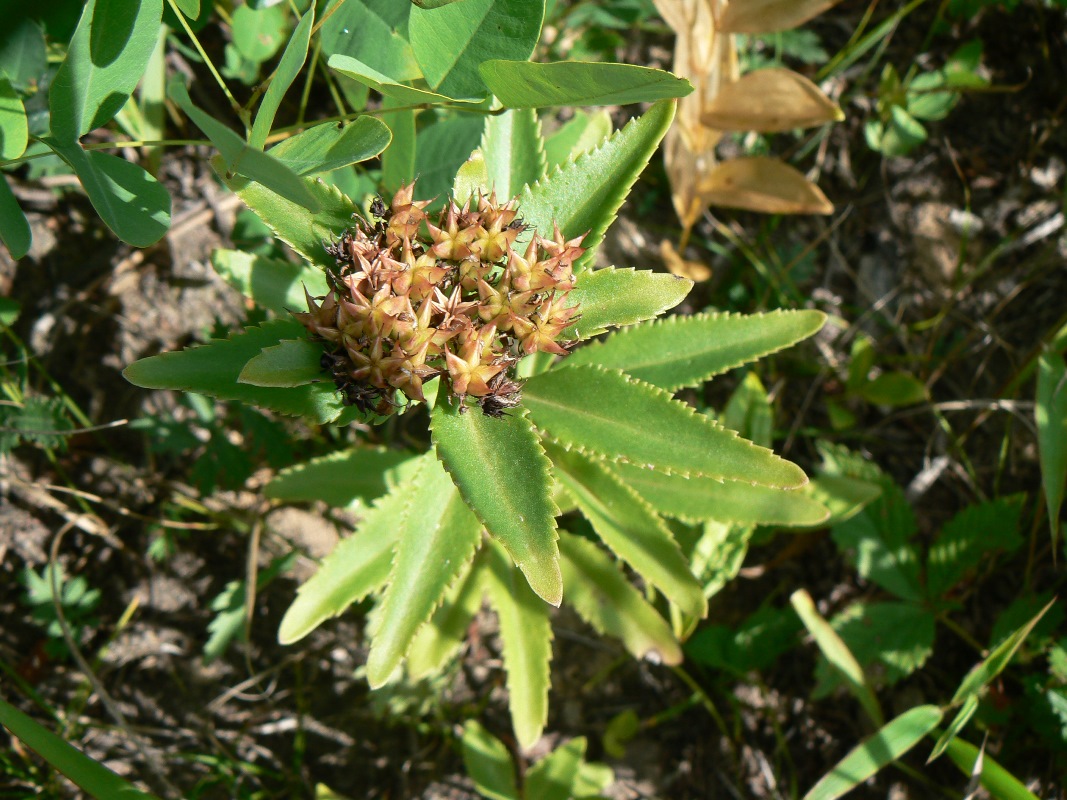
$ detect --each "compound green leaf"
[409,0,544,100]
[1037,352,1067,541]
[523,365,807,487]
[484,539,553,750]
[407,550,488,679]
[615,461,829,525]
[0,698,159,800]
[549,445,705,619]
[239,338,324,387]
[47,139,170,246]
[266,447,417,508]
[277,457,419,643]
[170,82,319,212]
[559,531,682,665]
[210,249,329,315]
[328,54,471,106]
[481,60,692,108]
[268,117,392,176]
[123,320,345,423]
[807,474,882,527]
[0,78,27,160]
[480,107,545,199]
[430,394,562,606]
[519,99,675,271]
[524,737,586,800]
[249,8,314,150]
[461,721,520,800]
[543,109,612,171]
[943,737,1040,800]
[319,0,420,83]
[219,162,361,265]
[802,705,942,800]
[926,496,1024,599]
[367,455,483,687]
[0,176,30,259]
[49,0,163,142]
[563,268,692,340]
[566,309,826,391]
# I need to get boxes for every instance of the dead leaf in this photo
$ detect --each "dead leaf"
[661,239,712,281]
[718,0,845,33]
[701,67,843,132]
[701,156,834,214]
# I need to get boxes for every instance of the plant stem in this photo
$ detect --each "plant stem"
[165,0,247,126]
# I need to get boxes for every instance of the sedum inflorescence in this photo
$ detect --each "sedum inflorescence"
[294,183,584,417]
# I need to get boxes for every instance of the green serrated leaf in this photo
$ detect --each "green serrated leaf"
[328,54,474,106]
[524,737,585,800]
[567,309,826,392]
[615,461,829,526]
[367,455,482,687]
[559,531,682,665]
[45,139,171,247]
[806,474,882,527]
[277,456,423,643]
[170,82,320,212]
[519,99,675,272]
[926,496,1024,599]
[266,447,417,508]
[430,394,561,606]
[124,320,345,423]
[219,163,361,265]
[484,539,553,749]
[691,520,753,599]
[481,60,692,108]
[238,338,324,387]
[524,365,807,487]
[210,249,329,315]
[409,0,544,100]
[543,110,612,171]
[480,107,545,199]
[563,267,692,340]
[548,445,704,619]
[461,721,520,800]
[407,550,488,679]
[269,117,392,175]
[802,706,942,800]
[928,694,978,763]
[0,698,159,800]
[0,175,31,259]
[49,0,163,142]
[249,8,314,150]
[1037,352,1067,542]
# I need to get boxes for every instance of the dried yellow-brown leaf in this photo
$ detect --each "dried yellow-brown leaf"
[660,239,712,282]
[701,156,833,214]
[718,0,844,33]
[701,67,843,132]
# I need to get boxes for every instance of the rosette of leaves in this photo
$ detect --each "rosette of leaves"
[124,98,829,747]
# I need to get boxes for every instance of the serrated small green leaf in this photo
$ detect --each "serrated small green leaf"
[367,455,482,687]
[170,82,320,212]
[523,365,807,487]
[519,99,675,271]
[802,706,942,800]
[268,117,392,176]
[210,249,329,315]
[524,737,586,800]
[1037,352,1067,542]
[926,496,1024,599]
[481,60,692,108]
[278,456,422,644]
[480,107,545,199]
[461,721,520,800]
[484,539,553,750]
[559,531,682,665]
[927,694,978,763]
[239,338,324,387]
[0,698,159,800]
[563,267,692,340]
[951,598,1056,705]
[49,0,163,142]
[0,175,31,259]
[691,520,753,599]
[431,394,562,606]
[407,550,488,679]
[123,320,345,423]
[249,8,314,150]
[219,163,361,265]
[548,445,704,619]
[328,53,475,105]
[566,310,825,391]
[942,736,1040,800]
[615,461,829,526]
[409,0,543,100]
[543,109,612,171]
[266,447,417,508]
[806,474,882,527]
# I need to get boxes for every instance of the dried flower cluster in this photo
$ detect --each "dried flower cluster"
[294,183,584,417]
